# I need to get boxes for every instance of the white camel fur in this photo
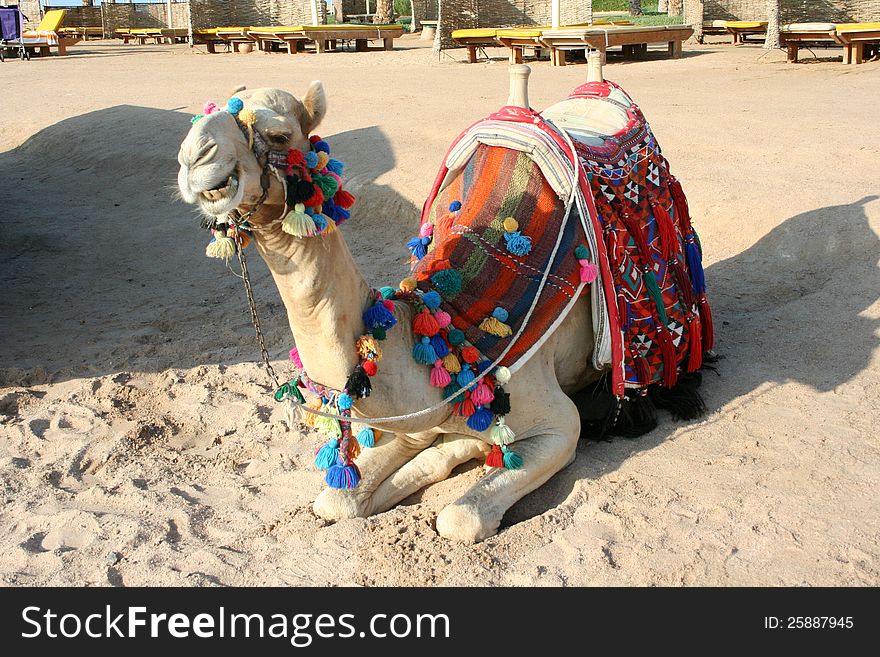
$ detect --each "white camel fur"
[177,67,606,543]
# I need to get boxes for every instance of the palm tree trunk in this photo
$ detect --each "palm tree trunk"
[669,0,683,16]
[764,0,781,49]
[629,0,643,17]
[685,0,705,43]
[374,0,394,24]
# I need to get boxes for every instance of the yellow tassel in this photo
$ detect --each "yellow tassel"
[322,214,337,233]
[315,151,330,171]
[479,316,513,337]
[304,399,322,427]
[400,277,417,292]
[442,353,461,373]
[347,438,362,460]
[206,230,236,259]
[238,108,257,126]
[356,336,381,360]
[282,203,317,237]
[502,217,519,232]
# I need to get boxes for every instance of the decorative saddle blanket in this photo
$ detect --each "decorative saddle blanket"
[412,80,713,399]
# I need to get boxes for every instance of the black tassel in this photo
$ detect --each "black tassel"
[571,378,619,441]
[489,387,511,415]
[345,366,371,399]
[610,393,658,438]
[647,372,706,420]
[286,176,316,205]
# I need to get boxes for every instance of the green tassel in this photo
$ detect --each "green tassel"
[314,413,342,439]
[502,446,523,470]
[490,419,515,445]
[642,267,669,325]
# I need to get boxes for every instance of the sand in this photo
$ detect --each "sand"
[1,35,878,586]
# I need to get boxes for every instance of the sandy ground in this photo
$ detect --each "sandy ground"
[1,34,878,587]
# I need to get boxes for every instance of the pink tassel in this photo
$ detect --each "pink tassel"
[579,260,598,283]
[289,347,303,369]
[434,310,451,328]
[419,223,434,238]
[470,382,495,405]
[430,360,451,387]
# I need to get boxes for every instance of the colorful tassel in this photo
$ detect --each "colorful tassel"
[334,189,356,209]
[460,346,480,364]
[422,291,442,310]
[447,328,465,346]
[479,315,512,337]
[456,368,475,388]
[444,383,465,404]
[670,257,695,310]
[431,268,462,296]
[490,418,515,445]
[407,236,428,260]
[325,463,361,489]
[413,310,440,337]
[282,203,317,237]
[668,175,693,234]
[502,446,523,470]
[430,360,452,387]
[413,336,437,365]
[356,335,381,360]
[399,277,417,292]
[363,302,397,330]
[429,334,449,358]
[489,387,511,415]
[356,426,375,448]
[314,439,339,470]
[206,230,236,259]
[642,267,669,326]
[685,236,706,297]
[502,217,519,232]
[467,406,493,432]
[635,355,651,387]
[470,382,495,405]
[362,359,378,376]
[485,444,504,468]
[655,324,679,389]
[687,317,703,372]
[455,398,475,417]
[652,199,678,259]
[698,297,714,352]
[442,353,461,374]
[504,231,532,256]
[345,367,372,398]
[579,260,599,283]
[315,414,342,439]
[434,310,452,328]
[494,367,511,385]
[336,392,353,410]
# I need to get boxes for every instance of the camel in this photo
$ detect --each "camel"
[176,65,703,543]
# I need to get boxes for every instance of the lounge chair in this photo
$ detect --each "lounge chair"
[539,24,695,66]
[780,23,839,63]
[247,26,311,54]
[294,24,405,53]
[193,27,253,53]
[20,9,81,56]
[701,19,729,37]
[834,22,880,64]
[725,21,767,45]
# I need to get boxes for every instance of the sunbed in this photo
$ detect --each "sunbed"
[198,24,405,54]
[725,20,767,44]
[293,24,405,53]
[20,9,80,56]
[539,24,695,66]
[780,23,840,63]
[193,27,253,53]
[57,26,102,40]
[833,22,880,64]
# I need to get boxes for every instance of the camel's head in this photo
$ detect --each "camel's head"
[177,82,327,218]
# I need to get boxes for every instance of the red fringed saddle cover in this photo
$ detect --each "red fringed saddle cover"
[415,80,713,397]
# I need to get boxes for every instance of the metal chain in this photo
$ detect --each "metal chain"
[236,240,281,390]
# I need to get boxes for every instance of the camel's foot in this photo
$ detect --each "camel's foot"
[313,485,370,520]
[436,501,500,543]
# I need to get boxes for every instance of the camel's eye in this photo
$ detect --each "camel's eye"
[266,131,291,147]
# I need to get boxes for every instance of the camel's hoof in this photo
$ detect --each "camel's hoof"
[436,503,499,543]
[313,487,367,521]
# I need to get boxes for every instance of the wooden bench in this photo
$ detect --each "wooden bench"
[725,21,767,45]
[833,23,880,64]
[780,23,838,63]
[539,25,695,66]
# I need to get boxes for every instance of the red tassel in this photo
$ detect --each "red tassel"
[617,293,629,329]
[303,185,325,210]
[413,309,439,337]
[687,317,703,372]
[668,176,693,235]
[670,257,695,310]
[334,189,356,209]
[655,325,679,388]
[698,297,714,352]
[485,444,504,468]
[652,199,679,259]
[635,353,651,387]
[455,398,475,417]
[619,210,653,268]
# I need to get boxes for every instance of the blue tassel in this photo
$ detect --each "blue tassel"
[422,291,442,310]
[685,237,706,296]
[443,383,464,404]
[335,206,350,223]
[449,200,462,211]
[413,337,437,364]
[447,328,465,345]
[314,439,339,470]
[378,286,396,299]
[311,213,328,232]
[313,140,330,154]
[356,427,375,448]
[456,368,475,387]
[407,237,427,260]
[327,158,344,175]
[504,231,532,256]
[466,406,493,432]
[337,392,353,410]
[363,302,397,330]
[477,360,492,373]
[502,446,523,470]
[325,463,360,489]
[305,151,319,169]
[430,334,449,358]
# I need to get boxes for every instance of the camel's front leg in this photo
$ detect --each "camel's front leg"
[367,434,489,514]
[312,431,435,521]
[436,397,580,543]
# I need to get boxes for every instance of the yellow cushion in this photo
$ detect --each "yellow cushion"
[726,21,768,29]
[782,23,837,32]
[299,24,400,31]
[836,22,880,32]
[247,26,305,33]
[496,28,543,38]
[452,28,498,39]
[37,9,65,32]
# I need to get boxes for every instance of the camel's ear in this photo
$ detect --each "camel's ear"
[229,85,247,97]
[300,81,326,135]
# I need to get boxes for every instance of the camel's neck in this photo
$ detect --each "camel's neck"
[250,204,373,390]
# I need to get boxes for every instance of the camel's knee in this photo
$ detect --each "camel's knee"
[436,502,499,543]
[313,486,369,521]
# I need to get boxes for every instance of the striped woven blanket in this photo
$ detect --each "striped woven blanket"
[411,81,712,398]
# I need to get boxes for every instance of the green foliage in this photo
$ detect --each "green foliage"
[393,0,411,16]
[593,1,660,11]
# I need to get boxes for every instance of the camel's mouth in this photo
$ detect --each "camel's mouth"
[197,170,242,217]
